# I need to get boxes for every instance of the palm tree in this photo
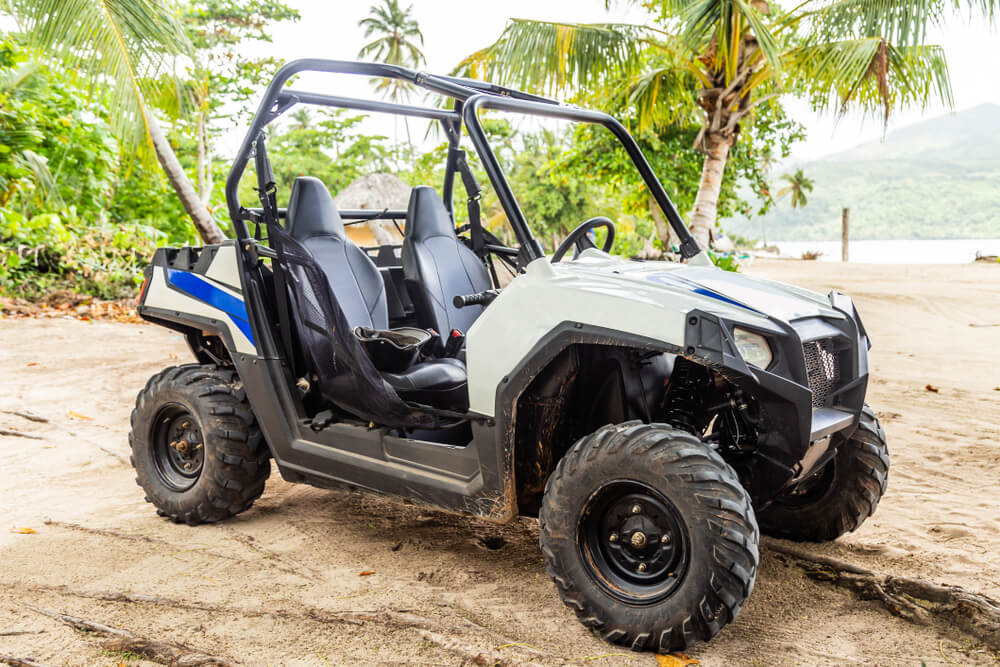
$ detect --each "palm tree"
[358,0,426,103]
[6,0,224,243]
[777,169,814,209]
[458,0,976,250]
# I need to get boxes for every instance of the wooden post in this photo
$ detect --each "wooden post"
[841,208,850,262]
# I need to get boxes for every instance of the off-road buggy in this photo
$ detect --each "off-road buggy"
[130,60,888,652]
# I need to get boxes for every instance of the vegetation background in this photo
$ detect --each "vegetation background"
[0,0,995,300]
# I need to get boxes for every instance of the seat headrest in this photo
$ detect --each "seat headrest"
[286,176,346,241]
[405,186,457,241]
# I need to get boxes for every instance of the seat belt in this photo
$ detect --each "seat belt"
[254,134,297,374]
[452,148,486,257]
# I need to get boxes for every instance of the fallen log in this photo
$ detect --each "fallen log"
[24,604,239,667]
[766,540,1000,649]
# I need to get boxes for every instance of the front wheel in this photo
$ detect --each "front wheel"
[540,422,759,653]
[129,365,271,525]
[757,404,889,542]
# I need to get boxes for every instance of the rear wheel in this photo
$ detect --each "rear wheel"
[757,405,888,542]
[129,365,270,525]
[540,422,758,653]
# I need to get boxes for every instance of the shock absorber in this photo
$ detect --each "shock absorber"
[660,357,709,434]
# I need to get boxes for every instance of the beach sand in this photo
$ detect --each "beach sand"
[1,258,998,665]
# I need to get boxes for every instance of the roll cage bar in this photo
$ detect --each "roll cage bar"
[224,59,702,261]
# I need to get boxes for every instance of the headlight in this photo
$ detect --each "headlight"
[733,327,773,369]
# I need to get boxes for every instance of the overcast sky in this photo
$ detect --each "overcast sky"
[240,0,1000,162]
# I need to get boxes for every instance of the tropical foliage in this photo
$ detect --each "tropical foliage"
[358,0,426,103]
[3,0,981,300]
[457,0,984,248]
[777,169,814,209]
[0,36,163,298]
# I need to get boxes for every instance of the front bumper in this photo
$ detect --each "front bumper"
[683,291,870,500]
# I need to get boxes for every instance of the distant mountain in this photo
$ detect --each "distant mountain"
[723,104,1000,241]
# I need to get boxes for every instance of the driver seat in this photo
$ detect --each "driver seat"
[285,177,468,410]
[402,186,492,335]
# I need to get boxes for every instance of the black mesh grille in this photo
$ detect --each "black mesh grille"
[803,338,839,408]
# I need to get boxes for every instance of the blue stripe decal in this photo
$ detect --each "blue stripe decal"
[646,272,764,315]
[166,269,255,346]
[226,313,255,344]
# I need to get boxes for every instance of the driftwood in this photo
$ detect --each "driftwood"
[0,428,43,440]
[1,410,49,423]
[0,656,51,667]
[24,604,238,667]
[14,584,549,663]
[767,540,1000,649]
[15,582,506,637]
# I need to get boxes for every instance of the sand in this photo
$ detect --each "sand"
[1,258,998,666]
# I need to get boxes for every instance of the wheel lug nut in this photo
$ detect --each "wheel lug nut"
[609,532,618,543]
[630,504,642,515]
[661,534,671,544]
[637,562,647,572]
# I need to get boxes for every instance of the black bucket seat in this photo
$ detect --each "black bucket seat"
[285,177,467,409]
[402,186,492,335]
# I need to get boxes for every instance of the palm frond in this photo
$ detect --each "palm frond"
[785,37,952,122]
[454,19,662,96]
[621,63,700,130]
[787,0,943,46]
[677,0,782,79]
[19,149,64,206]
[9,0,191,159]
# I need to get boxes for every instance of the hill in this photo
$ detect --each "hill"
[723,104,1000,241]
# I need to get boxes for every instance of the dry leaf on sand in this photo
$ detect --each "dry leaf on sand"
[655,654,699,667]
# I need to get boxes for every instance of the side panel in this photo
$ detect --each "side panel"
[465,258,691,416]
[143,263,257,355]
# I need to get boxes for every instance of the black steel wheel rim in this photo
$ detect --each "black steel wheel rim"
[578,480,690,605]
[151,403,204,492]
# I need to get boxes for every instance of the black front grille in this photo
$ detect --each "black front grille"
[803,338,839,408]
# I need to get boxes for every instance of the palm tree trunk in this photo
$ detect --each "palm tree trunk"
[689,132,734,250]
[195,109,213,205]
[146,110,224,245]
[649,195,679,250]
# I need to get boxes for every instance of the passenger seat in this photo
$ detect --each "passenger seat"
[401,186,492,336]
[284,177,468,410]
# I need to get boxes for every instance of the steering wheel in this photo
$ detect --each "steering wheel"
[551,217,616,263]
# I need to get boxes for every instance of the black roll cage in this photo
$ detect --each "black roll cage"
[224,58,701,260]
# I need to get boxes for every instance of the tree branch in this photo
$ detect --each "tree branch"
[767,540,1000,649]
[24,605,239,667]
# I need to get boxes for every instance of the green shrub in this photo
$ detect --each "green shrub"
[0,208,159,299]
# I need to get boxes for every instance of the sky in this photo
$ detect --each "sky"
[236,0,1000,163]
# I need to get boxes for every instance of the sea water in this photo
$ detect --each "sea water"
[772,238,1000,264]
